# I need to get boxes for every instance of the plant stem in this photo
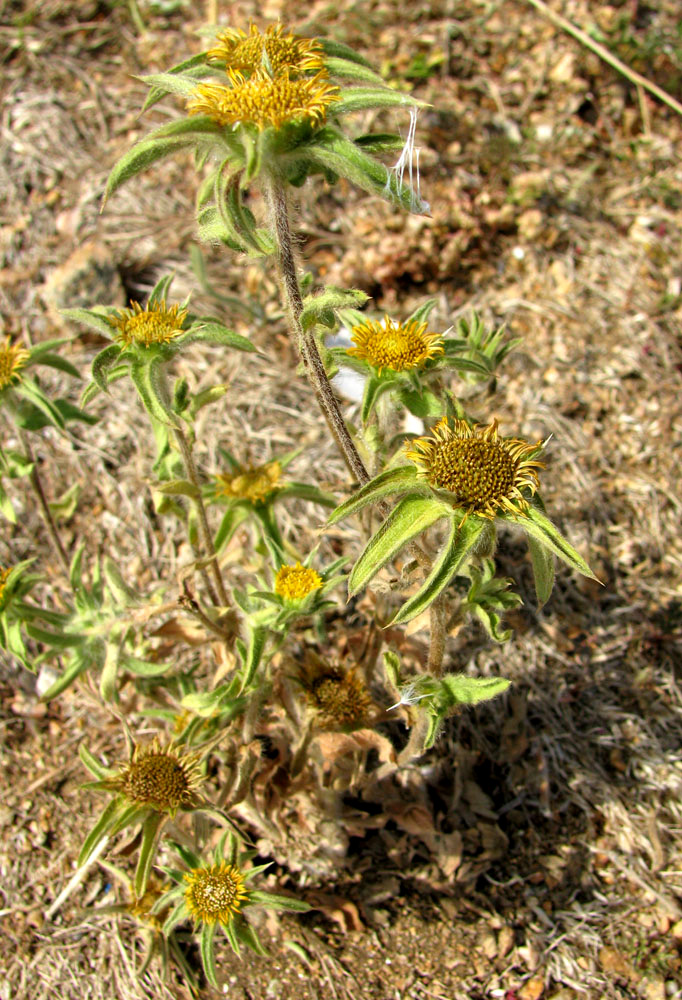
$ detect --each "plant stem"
[174,426,230,609]
[21,432,70,574]
[427,594,448,676]
[265,179,371,488]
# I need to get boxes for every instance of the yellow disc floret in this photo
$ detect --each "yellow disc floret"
[0,566,11,604]
[184,861,249,925]
[406,417,543,519]
[214,460,281,504]
[187,70,339,131]
[206,23,326,78]
[109,301,187,348]
[274,562,323,602]
[116,739,202,815]
[347,317,444,375]
[0,337,30,390]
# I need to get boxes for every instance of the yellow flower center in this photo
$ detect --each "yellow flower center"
[207,23,325,78]
[348,317,444,374]
[308,668,372,727]
[0,566,11,603]
[184,862,249,925]
[110,301,187,348]
[0,337,30,390]
[406,418,543,519]
[187,71,339,131]
[122,752,192,811]
[274,563,322,602]
[215,461,281,504]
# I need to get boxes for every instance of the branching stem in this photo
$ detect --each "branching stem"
[21,432,70,574]
[174,425,230,609]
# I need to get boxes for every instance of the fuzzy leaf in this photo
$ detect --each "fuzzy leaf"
[185,322,256,352]
[78,799,120,867]
[155,478,201,499]
[135,813,164,897]
[61,308,116,339]
[349,495,451,595]
[78,744,115,780]
[325,57,387,85]
[332,87,426,116]
[390,516,485,624]
[329,464,421,524]
[508,503,598,581]
[300,286,369,332]
[200,922,218,988]
[139,72,201,98]
[527,533,555,607]
[247,890,311,912]
[440,674,511,705]
[105,135,198,202]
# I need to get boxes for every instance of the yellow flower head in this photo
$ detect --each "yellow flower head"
[206,23,326,78]
[184,861,249,926]
[300,661,373,728]
[113,738,203,815]
[274,562,322,602]
[0,337,30,390]
[347,317,444,375]
[0,566,11,603]
[109,300,187,348]
[187,70,339,131]
[215,460,281,504]
[406,417,544,519]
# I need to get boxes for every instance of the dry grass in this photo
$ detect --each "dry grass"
[1,0,681,997]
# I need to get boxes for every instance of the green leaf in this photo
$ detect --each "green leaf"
[39,651,89,701]
[247,891,311,912]
[527,534,555,607]
[325,57,387,85]
[31,352,81,379]
[89,343,122,394]
[188,385,227,418]
[78,798,120,866]
[155,478,200,500]
[0,484,16,523]
[232,917,268,956]
[78,743,115,780]
[406,299,438,325]
[139,72,201,98]
[121,654,170,678]
[148,273,175,306]
[15,380,65,430]
[61,308,116,339]
[328,464,421,523]
[390,516,485,624]
[349,495,451,596]
[48,482,81,520]
[239,626,267,690]
[361,374,394,424]
[508,502,598,581]
[185,322,256,352]
[300,286,369,332]
[214,506,250,551]
[200,921,218,989]
[130,356,177,426]
[396,386,443,419]
[135,813,164,897]
[105,135,198,203]
[141,52,211,110]
[306,127,423,213]
[440,673,511,705]
[99,643,120,704]
[320,39,375,68]
[332,87,426,116]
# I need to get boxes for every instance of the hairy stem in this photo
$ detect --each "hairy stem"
[21,432,70,574]
[426,594,448,676]
[265,179,371,487]
[174,426,230,609]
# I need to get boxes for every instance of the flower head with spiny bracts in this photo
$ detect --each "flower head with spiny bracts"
[214,459,282,505]
[297,656,374,729]
[0,566,11,604]
[0,337,30,391]
[184,861,250,926]
[348,316,444,375]
[109,300,188,349]
[406,417,544,521]
[274,562,323,602]
[187,70,339,131]
[206,23,326,79]
[109,738,204,816]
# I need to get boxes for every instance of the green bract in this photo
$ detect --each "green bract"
[65,273,255,427]
[153,830,310,985]
[102,28,428,257]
